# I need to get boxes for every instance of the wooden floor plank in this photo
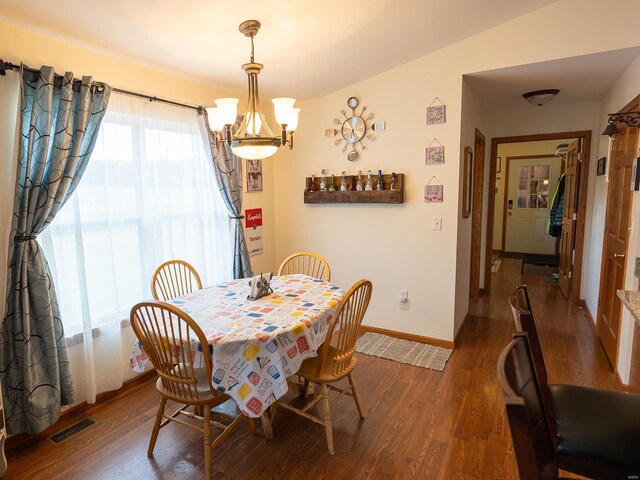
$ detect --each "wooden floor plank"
[5,258,618,479]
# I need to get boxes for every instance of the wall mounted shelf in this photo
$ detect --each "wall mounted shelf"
[304,173,404,204]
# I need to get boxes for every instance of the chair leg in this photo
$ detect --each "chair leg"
[147,396,167,457]
[348,372,365,419]
[246,415,256,435]
[320,384,335,455]
[203,405,213,480]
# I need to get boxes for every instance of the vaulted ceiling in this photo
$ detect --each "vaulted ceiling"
[0,0,558,99]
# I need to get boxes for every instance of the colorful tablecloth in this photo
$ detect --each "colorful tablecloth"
[130,274,344,417]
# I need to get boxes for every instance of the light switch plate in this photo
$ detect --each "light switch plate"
[432,217,442,231]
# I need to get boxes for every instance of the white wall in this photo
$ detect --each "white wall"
[456,79,488,335]
[275,0,640,343]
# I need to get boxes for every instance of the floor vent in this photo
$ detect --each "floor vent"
[48,417,97,445]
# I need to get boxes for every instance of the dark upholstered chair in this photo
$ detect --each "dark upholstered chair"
[508,285,640,479]
[498,335,558,480]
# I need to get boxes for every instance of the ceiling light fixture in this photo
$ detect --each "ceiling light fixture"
[602,112,640,136]
[206,20,299,160]
[522,89,560,107]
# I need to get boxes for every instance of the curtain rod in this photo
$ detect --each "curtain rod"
[0,59,202,112]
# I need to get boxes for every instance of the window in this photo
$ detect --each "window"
[516,165,550,209]
[41,94,232,336]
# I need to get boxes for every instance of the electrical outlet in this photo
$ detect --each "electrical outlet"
[400,290,408,303]
[432,216,442,231]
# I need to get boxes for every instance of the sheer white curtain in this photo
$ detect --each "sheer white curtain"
[41,93,233,403]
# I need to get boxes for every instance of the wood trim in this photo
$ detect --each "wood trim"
[470,129,485,297]
[5,369,157,452]
[500,153,557,252]
[484,130,591,296]
[571,131,591,302]
[359,325,454,349]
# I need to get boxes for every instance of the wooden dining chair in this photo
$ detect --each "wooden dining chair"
[151,259,203,301]
[130,301,254,480]
[277,251,331,282]
[508,285,640,479]
[277,279,372,455]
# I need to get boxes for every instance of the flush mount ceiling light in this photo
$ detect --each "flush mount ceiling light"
[522,89,560,106]
[206,20,299,160]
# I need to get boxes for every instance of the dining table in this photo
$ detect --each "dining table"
[130,273,345,438]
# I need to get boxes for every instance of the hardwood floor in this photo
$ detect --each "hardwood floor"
[5,258,618,479]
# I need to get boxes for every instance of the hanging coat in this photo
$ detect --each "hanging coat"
[548,173,565,237]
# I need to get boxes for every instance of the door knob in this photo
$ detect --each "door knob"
[614,253,625,259]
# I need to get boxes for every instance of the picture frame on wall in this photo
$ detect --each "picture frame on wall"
[462,147,473,218]
[596,157,606,176]
[246,159,263,192]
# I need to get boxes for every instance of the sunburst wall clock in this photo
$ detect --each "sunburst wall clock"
[325,97,385,161]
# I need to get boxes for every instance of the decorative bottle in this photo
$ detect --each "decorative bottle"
[320,169,327,191]
[390,172,397,191]
[329,174,337,191]
[376,170,384,190]
[365,170,373,191]
[309,174,316,192]
[356,170,363,191]
[340,171,347,192]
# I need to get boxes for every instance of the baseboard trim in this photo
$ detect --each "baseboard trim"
[359,325,454,349]
[6,369,157,452]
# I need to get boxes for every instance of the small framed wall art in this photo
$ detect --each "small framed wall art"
[426,97,446,125]
[426,139,445,165]
[424,176,443,203]
[596,157,606,176]
[246,159,263,192]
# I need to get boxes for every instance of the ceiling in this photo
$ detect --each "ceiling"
[0,0,558,99]
[466,47,640,109]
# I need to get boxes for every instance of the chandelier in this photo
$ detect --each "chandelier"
[206,20,299,160]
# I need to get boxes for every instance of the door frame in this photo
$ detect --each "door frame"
[470,128,485,297]
[484,130,592,301]
[500,153,558,252]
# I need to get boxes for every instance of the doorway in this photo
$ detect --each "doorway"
[502,154,562,254]
[484,131,592,302]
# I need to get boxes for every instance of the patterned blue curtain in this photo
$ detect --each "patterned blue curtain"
[0,66,111,434]
[199,113,253,279]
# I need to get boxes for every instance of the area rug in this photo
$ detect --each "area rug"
[356,332,453,372]
[491,258,502,274]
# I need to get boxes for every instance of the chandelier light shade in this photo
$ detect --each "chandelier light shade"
[522,89,560,106]
[207,20,299,160]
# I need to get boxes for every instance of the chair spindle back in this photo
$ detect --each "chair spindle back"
[130,301,214,403]
[317,279,372,377]
[277,252,331,282]
[151,259,203,301]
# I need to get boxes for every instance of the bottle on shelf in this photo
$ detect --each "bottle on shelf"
[365,170,373,191]
[340,171,347,192]
[390,172,397,191]
[309,174,316,192]
[320,169,327,191]
[376,169,384,190]
[356,170,363,191]
[329,174,337,191]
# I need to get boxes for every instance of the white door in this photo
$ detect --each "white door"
[504,157,561,254]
